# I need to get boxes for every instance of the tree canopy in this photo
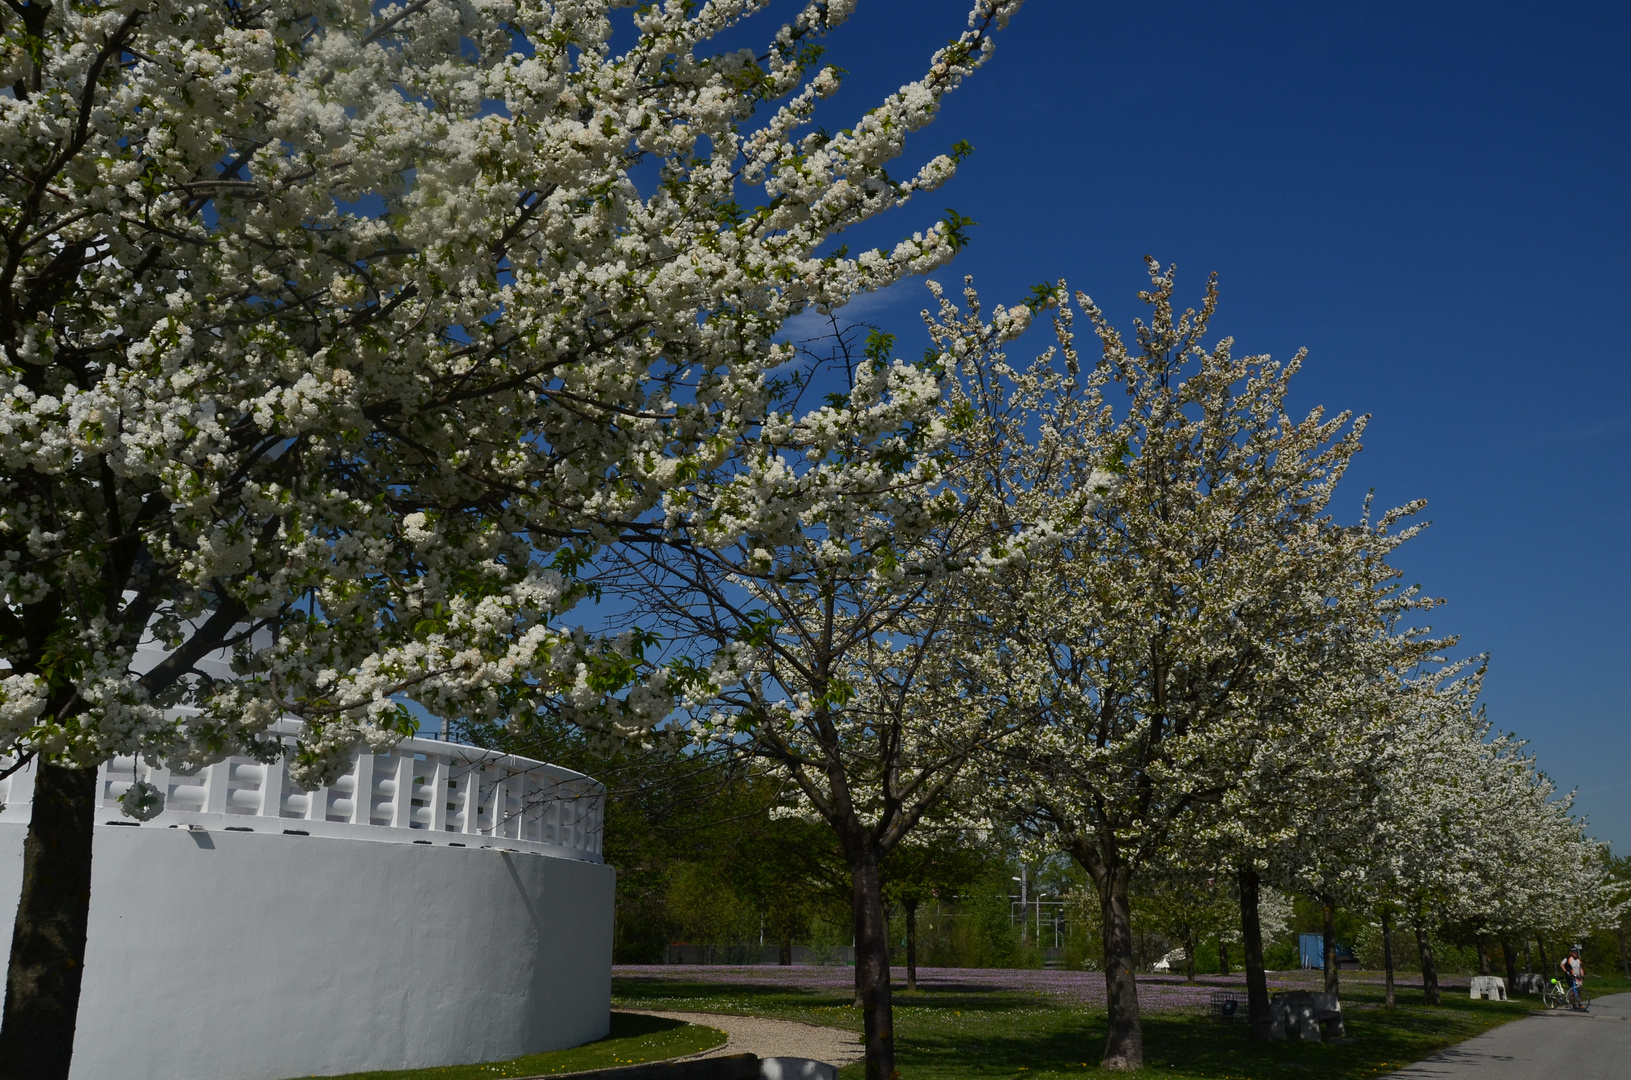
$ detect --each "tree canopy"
[1,3,1618,1079]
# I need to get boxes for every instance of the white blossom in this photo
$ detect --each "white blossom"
[0,0,1021,777]
[942,262,1436,1068]
[117,779,166,822]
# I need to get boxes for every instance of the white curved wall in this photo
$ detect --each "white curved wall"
[0,740,615,1080]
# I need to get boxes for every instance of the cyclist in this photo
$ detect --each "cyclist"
[1559,944,1585,1009]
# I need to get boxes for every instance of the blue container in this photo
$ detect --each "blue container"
[1299,932,1324,969]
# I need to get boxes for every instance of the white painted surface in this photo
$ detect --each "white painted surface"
[0,733,615,1080]
[1470,975,1509,1000]
[0,718,604,862]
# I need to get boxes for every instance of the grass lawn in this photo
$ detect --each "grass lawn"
[296,1011,726,1080]
[612,969,1546,1080]
[1582,971,1631,998]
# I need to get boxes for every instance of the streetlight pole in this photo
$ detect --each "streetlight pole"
[1012,869,1028,944]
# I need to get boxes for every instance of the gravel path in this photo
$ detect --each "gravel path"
[621,1009,863,1069]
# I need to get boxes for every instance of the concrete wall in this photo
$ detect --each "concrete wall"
[0,820,614,1080]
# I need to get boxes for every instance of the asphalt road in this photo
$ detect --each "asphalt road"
[1385,992,1631,1080]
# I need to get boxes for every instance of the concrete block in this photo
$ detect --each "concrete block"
[1267,996,1291,1041]
[760,1059,838,1080]
[1310,991,1345,1037]
[1270,990,1345,1041]
[1469,975,1507,1001]
[1272,991,1323,1041]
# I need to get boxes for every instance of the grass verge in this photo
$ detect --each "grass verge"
[297,1011,726,1080]
[612,973,1541,1079]
[1582,971,1630,997]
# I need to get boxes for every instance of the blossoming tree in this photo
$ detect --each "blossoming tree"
[1206,578,1452,1027]
[960,262,1434,1068]
[0,0,1023,1074]
[596,293,1050,1080]
[1352,680,1622,1004]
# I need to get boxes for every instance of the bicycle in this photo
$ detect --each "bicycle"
[1542,977,1591,1010]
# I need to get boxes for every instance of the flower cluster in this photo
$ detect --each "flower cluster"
[0,0,1021,780]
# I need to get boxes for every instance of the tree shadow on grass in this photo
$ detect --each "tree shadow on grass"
[895,992,1050,1013]
[603,1012,688,1039]
[890,1016,1109,1078]
[1138,1010,1534,1080]
[882,999,1534,1080]
[886,1018,1415,1080]
[615,976,1044,1019]
[615,977,851,1008]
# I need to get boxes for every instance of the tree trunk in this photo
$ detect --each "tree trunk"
[1321,895,1339,995]
[1415,921,1440,1005]
[905,897,918,992]
[1238,866,1274,1043]
[847,848,894,1080]
[779,938,793,966]
[1501,940,1517,987]
[1536,935,1552,980]
[1476,937,1491,976]
[1318,895,1345,1036]
[1380,909,1396,1010]
[1184,929,1196,984]
[1093,861,1143,1070]
[0,762,100,1080]
[1219,938,1229,977]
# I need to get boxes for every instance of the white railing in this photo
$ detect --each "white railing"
[0,721,603,862]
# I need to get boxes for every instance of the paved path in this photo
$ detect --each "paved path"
[622,1009,863,1069]
[1384,993,1631,1079]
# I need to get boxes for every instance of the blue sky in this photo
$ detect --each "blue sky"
[788,1,1631,849]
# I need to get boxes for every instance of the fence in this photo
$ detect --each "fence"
[0,718,603,862]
